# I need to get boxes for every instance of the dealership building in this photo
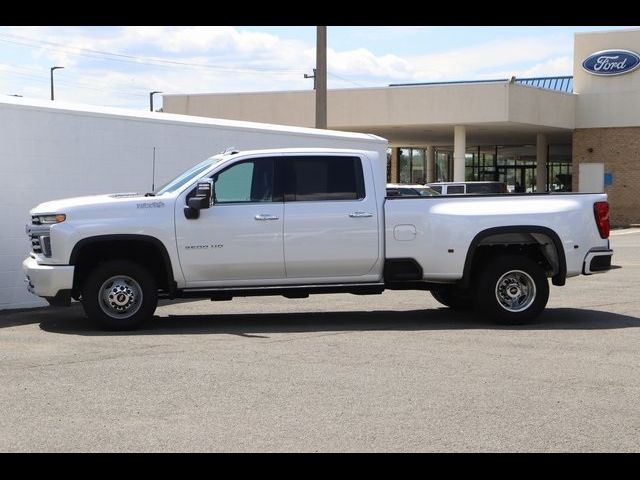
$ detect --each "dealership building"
[164,27,640,226]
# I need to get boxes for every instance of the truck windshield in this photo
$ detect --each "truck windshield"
[154,158,218,195]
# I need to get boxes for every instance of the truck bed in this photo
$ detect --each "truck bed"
[384,192,610,282]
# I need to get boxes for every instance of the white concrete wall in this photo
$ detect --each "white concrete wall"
[574,28,640,128]
[163,82,576,131]
[168,91,316,128]
[0,96,385,310]
[508,84,576,129]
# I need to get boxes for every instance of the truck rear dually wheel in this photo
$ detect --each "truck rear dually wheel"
[473,254,549,325]
[430,287,473,310]
[81,260,157,330]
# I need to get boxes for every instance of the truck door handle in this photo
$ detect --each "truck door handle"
[255,214,280,221]
[349,211,373,218]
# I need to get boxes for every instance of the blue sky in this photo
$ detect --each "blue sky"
[0,26,636,110]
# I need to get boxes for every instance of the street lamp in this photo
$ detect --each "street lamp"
[50,66,64,101]
[150,91,162,112]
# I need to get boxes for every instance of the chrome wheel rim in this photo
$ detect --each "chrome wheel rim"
[98,275,143,319]
[495,270,536,313]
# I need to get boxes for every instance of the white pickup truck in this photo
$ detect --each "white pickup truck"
[23,147,613,330]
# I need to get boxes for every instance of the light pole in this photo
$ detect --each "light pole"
[50,66,64,101]
[150,91,162,112]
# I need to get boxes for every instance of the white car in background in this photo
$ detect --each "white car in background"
[426,181,508,195]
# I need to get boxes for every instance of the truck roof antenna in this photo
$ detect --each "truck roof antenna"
[222,146,240,155]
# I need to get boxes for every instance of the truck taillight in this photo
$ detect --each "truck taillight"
[593,201,610,239]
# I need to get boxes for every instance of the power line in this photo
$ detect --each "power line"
[0,66,143,94]
[0,33,308,75]
[0,32,378,90]
[0,31,381,102]
[327,72,367,88]
[0,63,150,93]
[0,67,149,99]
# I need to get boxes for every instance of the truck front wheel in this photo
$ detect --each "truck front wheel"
[81,260,158,330]
[472,254,549,325]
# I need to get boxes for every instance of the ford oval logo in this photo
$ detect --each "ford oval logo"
[582,49,640,76]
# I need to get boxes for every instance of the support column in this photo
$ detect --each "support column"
[453,125,466,182]
[536,133,548,192]
[426,145,435,183]
[390,147,399,183]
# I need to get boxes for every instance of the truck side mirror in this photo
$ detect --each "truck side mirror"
[184,179,213,219]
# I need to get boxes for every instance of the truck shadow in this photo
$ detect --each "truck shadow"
[34,306,640,336]
[0,299,196,330]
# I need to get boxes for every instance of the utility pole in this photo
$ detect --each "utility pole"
[50,66,64,101]
[315,26,327,129]
[150,91,162,112]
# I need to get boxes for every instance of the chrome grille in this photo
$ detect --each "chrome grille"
[31,234,42,254]
[27,223,51,257]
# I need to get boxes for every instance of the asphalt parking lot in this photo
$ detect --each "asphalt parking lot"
[1,229,639,452]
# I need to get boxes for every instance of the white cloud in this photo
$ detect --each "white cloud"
[327,48,413,79]
[404,36,572,82]
[520,56,573,77]
[0,26,578,109]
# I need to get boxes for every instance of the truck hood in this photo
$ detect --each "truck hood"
[30,192,162,215]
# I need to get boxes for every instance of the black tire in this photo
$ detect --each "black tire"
[431,287,473,310]
[472,254,549,325]
[81,260,157,331]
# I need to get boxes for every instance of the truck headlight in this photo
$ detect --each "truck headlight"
[36,214,66,224]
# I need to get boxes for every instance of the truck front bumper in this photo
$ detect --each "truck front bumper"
[22,256,75,298]
[582,249,614,275]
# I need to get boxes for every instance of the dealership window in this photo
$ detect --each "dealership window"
[547,144,572,192]
[434,149,452,182]
[496,145,537,192]
[465,146,498,182]
[398,148,427,184]
[468,144,572,192]
[411,149,426,183]
[398,148,411,183]
[398,143,572,191]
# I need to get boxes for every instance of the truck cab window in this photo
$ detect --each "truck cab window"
[214,159,274,203]
[284,156,365,201]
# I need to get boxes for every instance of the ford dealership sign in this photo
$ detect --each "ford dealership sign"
[582,49,640,76]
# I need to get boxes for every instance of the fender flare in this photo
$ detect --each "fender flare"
[460,226,567,288]
[69,234,176,293]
